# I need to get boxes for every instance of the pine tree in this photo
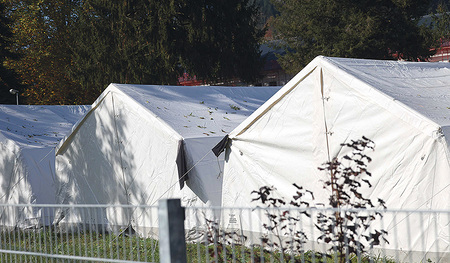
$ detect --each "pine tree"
[271,0,435,73]
[68,0,182,102]
[430,1,450,48]
[178,0,265,84]
[69,0,265,93]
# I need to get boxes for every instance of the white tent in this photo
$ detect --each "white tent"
[0,105,90,227]
[55,84,280,210]
[219,56,450,260]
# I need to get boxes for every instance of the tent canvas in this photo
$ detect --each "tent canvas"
[54,84,280,232]
[0,105,90,227]
[220,56,450,260]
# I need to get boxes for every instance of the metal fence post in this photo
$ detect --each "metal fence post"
[158,199,187,263]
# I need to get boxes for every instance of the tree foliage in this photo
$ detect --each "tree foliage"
[178,0,264,84]
[430,1,450,48]
[5,0,82,104]
[428,0,450,12]
[3,0,264,105]
[0,1,23,104]
[67,0,182,103]
[271,0,435,73]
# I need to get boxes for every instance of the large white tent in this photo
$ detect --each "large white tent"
[0,105,90,227]
[218,56,450,260]
[55,84,280,210]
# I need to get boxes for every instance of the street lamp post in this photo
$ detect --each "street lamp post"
[9,89,19,105]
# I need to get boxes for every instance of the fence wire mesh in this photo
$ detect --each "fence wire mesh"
[0,203,448,262]
[184,206,449,263]
[0,204,159,262]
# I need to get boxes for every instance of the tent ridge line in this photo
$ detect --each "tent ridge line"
[109,84,183,142]
[55,91,111,156]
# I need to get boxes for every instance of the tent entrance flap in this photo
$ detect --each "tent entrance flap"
[176,140,188,189]
[212,135,229,157]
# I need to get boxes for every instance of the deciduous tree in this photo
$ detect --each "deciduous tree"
[5,0,81,104]
[0,2,23,104]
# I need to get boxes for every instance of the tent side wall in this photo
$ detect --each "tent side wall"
[319,64,450,255]
[319,64,450,212]
[0,105,91,229]
[0,140,57,228]
[0,140,30,228]
[21,148,57,205]
[0,139,28,205]
[54,90,168,231]
[222,66,328,208]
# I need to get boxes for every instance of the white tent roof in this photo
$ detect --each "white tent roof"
[0,105,90,148]
[321,57,450,138]
[57,84,281,153]
[108,84,280,138]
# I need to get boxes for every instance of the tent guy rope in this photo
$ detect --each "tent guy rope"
[149,149,213,206]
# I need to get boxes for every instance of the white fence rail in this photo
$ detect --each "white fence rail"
[0,202,448,262]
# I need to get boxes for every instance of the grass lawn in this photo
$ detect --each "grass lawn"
[0,229,395,262]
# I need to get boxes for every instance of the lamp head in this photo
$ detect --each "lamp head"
[9,89,19,95]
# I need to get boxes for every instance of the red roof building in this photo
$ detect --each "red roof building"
[429,39,450,62]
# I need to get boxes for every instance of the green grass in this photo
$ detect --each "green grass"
[186,243,396,263]
[0,230,395,263]
[0,229,159,262]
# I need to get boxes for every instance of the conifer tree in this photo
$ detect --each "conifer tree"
[431,2,450,48]
[271,0,434,73]
[69,0,265,94]
[68,0,182,102]
[178,0,265,84]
